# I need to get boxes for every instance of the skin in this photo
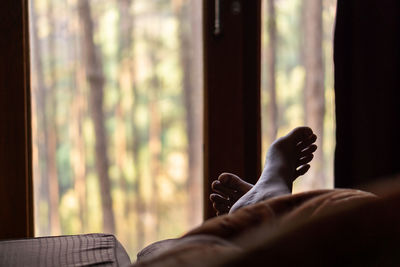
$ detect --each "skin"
[210,173,253,216]
[210,127,317,215]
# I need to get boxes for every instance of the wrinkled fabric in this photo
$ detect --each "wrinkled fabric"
[134,188,382,266]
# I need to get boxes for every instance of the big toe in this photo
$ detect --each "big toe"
[211,173,252,201]
[286,126,314,144]
[218,173,252,193]
[219,172,243,187]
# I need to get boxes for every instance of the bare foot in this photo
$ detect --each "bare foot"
[209,127,317,215]
[210,173,253,215]
[229,127,317,213]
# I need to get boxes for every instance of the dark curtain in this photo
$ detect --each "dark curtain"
[334,1,400,188]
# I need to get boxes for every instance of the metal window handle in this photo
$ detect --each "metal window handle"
[214,0,222,36]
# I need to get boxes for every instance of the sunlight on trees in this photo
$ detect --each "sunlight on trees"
[30,0,202,258]
[30,0,336,259]
[261,0,336,192]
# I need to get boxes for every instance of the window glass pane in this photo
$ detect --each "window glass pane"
[261,0,336,191]
[30,0,203,258]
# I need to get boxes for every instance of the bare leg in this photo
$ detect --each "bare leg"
[229,127,317,213]
[210,127,317,215]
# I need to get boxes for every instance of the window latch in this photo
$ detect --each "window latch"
[214,0,222,36]
[214,0,242,36]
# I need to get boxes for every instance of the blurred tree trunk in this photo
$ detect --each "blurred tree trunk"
[148,37,161,239]
[266,0,278,143]
[30,0,50,236]
[117,0,132,218]
[300,1,307,124]
[149,89,161,239]
[78,0,116,234]
[177,0,203,227]
[70,76,87,232]
[67,0,88,233]
[131,62,145,249]
[132,103,145,249]
[71,50,88,232]
[117,0,145,249]
[46,0,61,236]
[304,0,325,187]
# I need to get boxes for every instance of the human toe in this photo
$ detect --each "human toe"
[297,134,317,151]
[295,164,311,178]
[300,144,317,157]
[218,173,242,187]
[287,126,314,144]
[297,154,314,166]
[218,172,252,192]
[211,195,231,215]
[212,180,237,198]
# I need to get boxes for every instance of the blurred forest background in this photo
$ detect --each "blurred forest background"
[30,0,336,258]
[261,0,336,192]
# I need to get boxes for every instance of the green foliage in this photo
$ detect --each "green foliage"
[57,142,72,194]
[32,0,337,259]
[261,0,337,191]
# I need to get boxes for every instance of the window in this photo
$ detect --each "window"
[30,0,203,257]
[261,0,337,191]
[0,0,280,254]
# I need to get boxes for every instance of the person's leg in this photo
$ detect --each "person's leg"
[210,127,317,215]
[229,126,317,213]
[137,127,317,261]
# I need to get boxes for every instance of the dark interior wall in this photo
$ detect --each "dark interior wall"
[0,0,33,238]
[334,0,400,188]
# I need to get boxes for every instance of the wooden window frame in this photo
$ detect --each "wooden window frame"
[0,0,34,238]
[203,0,262,219]
[0,0,261,237]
